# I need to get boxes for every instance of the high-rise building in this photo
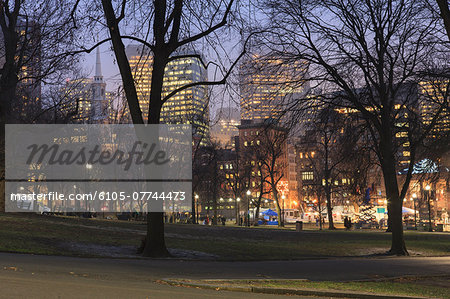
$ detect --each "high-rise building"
[419,80,450,138]
[211,106,240,147]
[0,19,42,122]
[239,54,307,123]
[126,45,209,139]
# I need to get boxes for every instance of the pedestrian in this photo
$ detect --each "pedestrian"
[222,216,226,226]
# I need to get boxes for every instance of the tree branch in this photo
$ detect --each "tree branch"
[175,0,234,49]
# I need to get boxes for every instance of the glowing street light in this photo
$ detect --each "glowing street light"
[424,185,432,232]
[194,194,199,223]
[411,193,417,229]
[246,190,251,227]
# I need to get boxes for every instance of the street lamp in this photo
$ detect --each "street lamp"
[195,194,199,224]
[246,190,251,227]
[236,197,240,225]
[281,194,286,227]
[412,193,417,230]
[425,185,432,232]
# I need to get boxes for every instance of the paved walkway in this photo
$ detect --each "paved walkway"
[1,253,449,298]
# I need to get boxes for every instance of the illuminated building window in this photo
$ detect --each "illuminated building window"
[302,171,313,181]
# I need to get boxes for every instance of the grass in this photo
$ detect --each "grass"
[0,213,449,259]
[171,278,450,298]
[0,213,142,256]
[165,225,450,259]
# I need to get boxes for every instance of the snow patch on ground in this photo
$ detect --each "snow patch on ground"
[60,242,218,259]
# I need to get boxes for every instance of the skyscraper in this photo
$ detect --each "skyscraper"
[126,45,209,139]
[0,19,42,122]
[211,106,240,147]
[239,54,307,123]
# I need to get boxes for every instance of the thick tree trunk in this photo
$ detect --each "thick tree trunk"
[317,193,323,230]
[273,189,283,227]
[0,118,5,212]
[142,53,170,257]
[325,186,335,230]
[254,194,262,226]
[212,157,218,225]
[380,137,408,255]
[191,195,197,224]
[145,212,169,256]
[102,0,169,257]
[0,74,18,212]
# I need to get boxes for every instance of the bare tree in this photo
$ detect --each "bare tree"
[436,0,450,40]
[265,0,449,255]
[242,120,289,227]
[299,106,362,229]
[82,0,249,256]
[240,148,269,225]
[0,0,81,210]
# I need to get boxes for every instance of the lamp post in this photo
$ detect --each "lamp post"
[412,193,417,230]
[246,190,251,227]
[236,197,241,225]
[86,163,93,214]
[281,194,286,227]
[194,194,199,224]
[425,185,432,232]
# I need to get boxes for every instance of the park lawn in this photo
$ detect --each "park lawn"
[0,213,142,256]
[172,278,450,299]
[0,213,449,259]
[165,227,450,259]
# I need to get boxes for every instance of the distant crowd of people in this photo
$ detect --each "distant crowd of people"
[200,215,226,226]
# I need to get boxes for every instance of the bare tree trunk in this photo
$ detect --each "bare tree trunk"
[271,186,283,227]
[212,156,218,225]
[325,186,335,230]
[380,136,408,255]
[254,192,263,226]
[437,0,450,41]
[143,53,170,257]
[318,193,323,230]
[102,0,169,257]
[191,196,197,224]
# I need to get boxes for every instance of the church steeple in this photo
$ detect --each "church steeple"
[94,47,103,82]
